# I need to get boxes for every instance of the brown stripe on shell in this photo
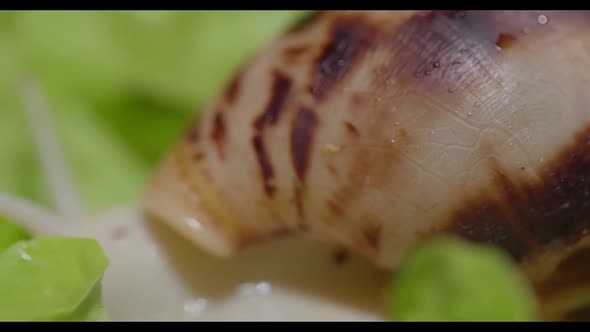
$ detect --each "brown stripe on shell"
[327,199,344,216]
[223,68,245,105]
[327,184,355,219]
[350,92,371,107]
[294,184,305,218]
[363,220,382,252]
[290,107,319,182]
[252,135,275,196]
[283,45,311,65]
[332,248,350,266]
[210,110,226,160]
[523,128,590,245]
[283,45,310,63]
[192,152,205,162]
[495,33,517,49]
[290,107,318,218]
[251,71,293,197]
[185,121,200,143]
[344,121,359,137]
[254,71,293,131]
[443,125,590,262]
[310,17,377,102]
[327,164,338,177]
[446,200,534,261]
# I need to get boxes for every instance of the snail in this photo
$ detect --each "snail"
[143,10,590,319]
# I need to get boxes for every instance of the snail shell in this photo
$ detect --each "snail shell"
[143,10,590,280]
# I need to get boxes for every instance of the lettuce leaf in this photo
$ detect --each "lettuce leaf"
[0,236,109,321]
[387,236,539,322]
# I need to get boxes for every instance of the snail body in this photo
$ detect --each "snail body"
[143,10,590,276]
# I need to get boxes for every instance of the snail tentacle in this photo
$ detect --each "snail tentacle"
[18,77,83,224]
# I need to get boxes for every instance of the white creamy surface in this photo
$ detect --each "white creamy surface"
[66,207,389,321]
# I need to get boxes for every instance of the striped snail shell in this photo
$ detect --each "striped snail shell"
[143,11,590,315]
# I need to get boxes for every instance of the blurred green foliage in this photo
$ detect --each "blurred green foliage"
[387,236,539,322]
[0,236,109,321]
[0,11,304,210]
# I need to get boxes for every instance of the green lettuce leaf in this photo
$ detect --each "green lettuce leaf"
[0,236,109,321]
[387,236,539,322]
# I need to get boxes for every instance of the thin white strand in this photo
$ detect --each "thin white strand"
[0,193,66,236]
[19,78,83,222]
